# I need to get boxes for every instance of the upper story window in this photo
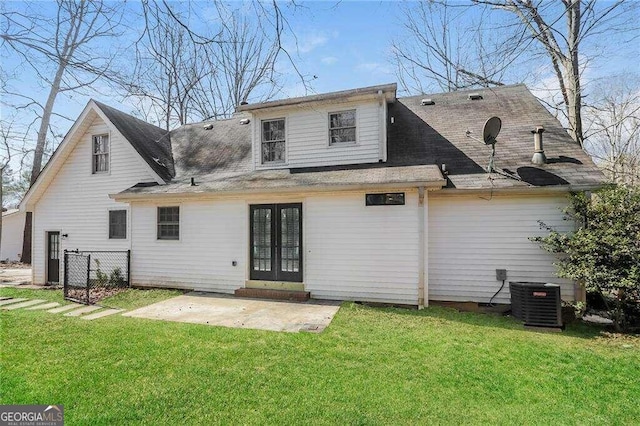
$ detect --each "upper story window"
[157,206,179,240]
[329,110,356,145]
[92,134,109,173]
[261,119,285,164]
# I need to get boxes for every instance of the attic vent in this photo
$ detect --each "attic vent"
[468,93,483,100]
[239,118,250,125]
[203,123,214,130]
[421,98,435,106]
[152,157,166,168]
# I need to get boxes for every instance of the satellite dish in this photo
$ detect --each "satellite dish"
[483,117,502,145]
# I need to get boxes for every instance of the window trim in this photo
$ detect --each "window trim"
[260,118,287,164]
[328,109,357,146]
[108,209,127,240]
[157,206,180,241]
[92,133,110,174]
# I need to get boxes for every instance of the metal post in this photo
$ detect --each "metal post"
[86,254,91,304]
[127,249,131,287]
[63,250,68,299]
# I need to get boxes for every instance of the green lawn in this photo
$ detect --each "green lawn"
[1,288,639,425]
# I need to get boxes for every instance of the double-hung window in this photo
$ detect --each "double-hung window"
[329,110,356,145]
[261,119,285,164]
[109,210,127,239]
[157,206,179,240]
[92,134,109,173]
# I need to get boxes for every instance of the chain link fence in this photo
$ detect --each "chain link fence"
[64,250,130,304]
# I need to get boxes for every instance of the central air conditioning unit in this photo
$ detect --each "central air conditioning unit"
[509,282,563,328]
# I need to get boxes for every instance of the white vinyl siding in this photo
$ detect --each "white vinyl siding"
[131,200,247,292]
[305,191,420,304]
[32,116,158,284]
[253,100,383,169]
[130,191,421,305]
[428,194,576,304]
[0,211,26,261]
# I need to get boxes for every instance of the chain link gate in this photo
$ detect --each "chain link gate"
[63,250,131,304]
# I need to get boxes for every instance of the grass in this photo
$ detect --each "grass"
[1,288,639,425]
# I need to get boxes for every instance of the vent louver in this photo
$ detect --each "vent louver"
[509,282,563,328]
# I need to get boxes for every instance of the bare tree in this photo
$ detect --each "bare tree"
[1,0,126,262]
[125,1,300,128]
[0,119,15,254]
[392,0,639,147]
[584,74,640,185]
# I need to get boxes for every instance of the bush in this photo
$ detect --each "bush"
[533,185,640,332]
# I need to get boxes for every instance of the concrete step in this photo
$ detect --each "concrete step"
[64,305,102,317]
[81,308,124,320]
[2,299,47,310]
[234,287,310,302]
[25,302,61,311]
[0,298,27,306]
[48,304,83,313]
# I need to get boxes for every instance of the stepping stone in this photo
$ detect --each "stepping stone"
[25,302,60,311]
[0,298,27,306]
[64,305,102,317]
[81,308,124,320]
[2,299,46,310]
[48,304,83,313]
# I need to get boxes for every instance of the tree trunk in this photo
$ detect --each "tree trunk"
[29,62,65,186]
[22,59,65,264]
[565,0,583,146]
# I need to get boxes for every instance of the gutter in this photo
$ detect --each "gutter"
[110,180,446,202]
[434,184,604,197]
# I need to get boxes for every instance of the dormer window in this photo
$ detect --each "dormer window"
[261,119,286,164]
[92,134,109,173]
[329,110,356,145]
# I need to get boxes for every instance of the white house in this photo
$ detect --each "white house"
[19,83,604,306]
[1,209,26,262]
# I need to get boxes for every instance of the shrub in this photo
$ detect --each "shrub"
[109,267,126,287]
[533,185,640,332]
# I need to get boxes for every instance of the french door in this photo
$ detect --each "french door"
[250,203,302,282]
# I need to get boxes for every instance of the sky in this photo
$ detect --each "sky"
[1,0,639,183]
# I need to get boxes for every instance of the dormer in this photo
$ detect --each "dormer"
[238,83,397,170]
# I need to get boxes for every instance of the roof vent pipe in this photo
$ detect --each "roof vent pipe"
[531,126,546,165]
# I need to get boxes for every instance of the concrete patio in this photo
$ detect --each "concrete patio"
[122,291,341,333]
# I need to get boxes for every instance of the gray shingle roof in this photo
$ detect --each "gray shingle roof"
[388,85,604,189]
[94,101,174,182]
[111,84,603,198]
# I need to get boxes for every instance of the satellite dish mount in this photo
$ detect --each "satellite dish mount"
[482,117,502,173]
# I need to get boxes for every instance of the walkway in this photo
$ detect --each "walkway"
[0,296,123,320]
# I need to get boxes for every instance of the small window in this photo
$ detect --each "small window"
[366,193,405,206]
[329,110,356,145]
[109,210,127,239]
[92,134,109,173]
[261,119,286,163]
[157,206,179,240]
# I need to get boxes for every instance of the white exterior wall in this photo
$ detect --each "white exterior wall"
[130,199,247,292]
[252,100,384,169]
[428,194,575,303]
[1,211,26,261]
[130,191,422,305]
[32,116,159,284]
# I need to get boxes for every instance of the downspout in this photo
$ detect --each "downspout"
[418,186,426,309]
